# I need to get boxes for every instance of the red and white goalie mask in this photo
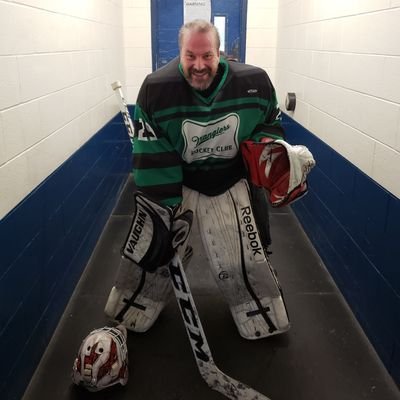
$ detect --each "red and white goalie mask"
[241,138,316,207]
[72,325,128,391]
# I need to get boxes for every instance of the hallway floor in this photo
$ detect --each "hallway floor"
[23,178,400,400]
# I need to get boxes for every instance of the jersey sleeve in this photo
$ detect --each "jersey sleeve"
[250,73,285,142]
[132,85,183,207]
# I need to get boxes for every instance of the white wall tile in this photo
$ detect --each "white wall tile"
[304,79,344,118]
[0,2,30,55]
[291,50,312,76]
[248,7,277,28]
[345,9,400,56]
[88,51,106,79]
[380,56,400,104]
[247,28,277,48]
[250,0,279,10]
[39,90,74,138]
[18,54,73,102]
[353,0,391,14]
[276,26,296,48]
[0,57,21,110]
[70,52,91,84]
[340,91,400,148]
[124,0,149,7]
[305,22,323,50]
[308,106,329,140]
[391,0,400,6]
[397,115,400,152]
[330,53,384,96]
[1,101,42,162]
[126,85,141,104]
[1,107,27,162]
[328,116,376,175]
[246,48,276,68]
[26,120,80,190]
[123,6,151,28]
[310,51,331,82]
[0,154,30,220]
[77,111,94,146]
[0,115,6,165]
[125,66,151,87]
[125,47,152,68]
[289,99,309,128]
[372,144,400,198]
[124,27,151,48]
[321,19,342,52]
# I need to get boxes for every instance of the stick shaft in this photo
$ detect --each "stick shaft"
[111,81,134,143]
[168,254,271,400]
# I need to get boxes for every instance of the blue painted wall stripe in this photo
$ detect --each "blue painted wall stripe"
[283,113,400,385]
[0,113,132,400]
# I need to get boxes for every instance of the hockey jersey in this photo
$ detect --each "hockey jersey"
[133,57,284,206]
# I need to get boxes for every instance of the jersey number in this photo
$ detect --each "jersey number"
[137,118,157,141]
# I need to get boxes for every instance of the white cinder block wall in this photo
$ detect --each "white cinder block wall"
[246,0,279,84]
[0,0,125,220]
[273,0,400,199]
[123,0,152,103]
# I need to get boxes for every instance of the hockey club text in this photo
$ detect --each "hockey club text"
[192,124,230,148]
[169,260,210,363]
[182,113,239,163]
[241,206,263,258]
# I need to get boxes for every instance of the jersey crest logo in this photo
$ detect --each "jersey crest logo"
[182,113,240,163]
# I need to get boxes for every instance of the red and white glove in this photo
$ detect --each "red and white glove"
[241,138,315,207]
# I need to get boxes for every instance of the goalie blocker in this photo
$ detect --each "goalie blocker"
[241,138,315,207]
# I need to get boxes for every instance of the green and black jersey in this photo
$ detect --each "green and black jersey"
[133,57,284,206]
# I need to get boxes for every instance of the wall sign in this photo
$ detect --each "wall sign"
[184,0,211,23]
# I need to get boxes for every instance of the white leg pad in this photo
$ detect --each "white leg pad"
[104,192,198,333]
[197,179,290,339]
[104,259,172,332]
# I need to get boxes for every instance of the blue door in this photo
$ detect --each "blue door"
[151,0,247,70]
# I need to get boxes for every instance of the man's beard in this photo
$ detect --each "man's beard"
[185,67,216,91]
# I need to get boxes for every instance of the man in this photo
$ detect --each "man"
[105,19,313,340]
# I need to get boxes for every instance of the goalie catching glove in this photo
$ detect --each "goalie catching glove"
[122,193,193,272]
[241,138,315,207]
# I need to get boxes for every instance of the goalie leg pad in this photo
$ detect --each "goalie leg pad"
[197,179,290,339]
[105,191,197,333]
[105,244,195,333]
[104,257,172,332]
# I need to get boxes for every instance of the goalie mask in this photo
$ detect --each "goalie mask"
[241,138,315,207]
[72,325,128,392]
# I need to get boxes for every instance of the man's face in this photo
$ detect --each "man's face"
[180,30,220,91]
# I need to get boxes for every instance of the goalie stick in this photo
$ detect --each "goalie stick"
[111,81,272,400]
[111,81,134,144]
